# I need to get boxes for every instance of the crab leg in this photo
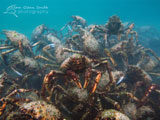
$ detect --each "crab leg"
[104,48,117,67]
[1,48,17,55]
[108,92,139,102]
[0,98,31,116]
[84,68,92,88]
[69,39,83,50]
[137,84,158,108]
[41,70,56,100]
[91,69,102,94]
[60,23,68,32]
[43,45,56,60]
[44,64,59,68]
[118,51,128,68]
[10,67,23,76]
[32,41,41,47]
[0,48,17,64]
[125,23,134,35]
[18,41,23,54]
[62,48,83,54]
[35,55,56,64]
[27,45,34,56]
[145,48,160,61]
[148,72,160,76]
[0,46,14,50]
[136,50,146,66]
[103,96,121,111]
[130,31,138,45]
[41,70,63,101]
[6,89,39,98]
[0,102,6,116]
[104,61,115,92]
[47,85,68,101]
[66,70,82,89]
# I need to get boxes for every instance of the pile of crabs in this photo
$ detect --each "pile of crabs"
[0,15,160,120]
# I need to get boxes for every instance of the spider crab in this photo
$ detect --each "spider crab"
[60,15,87,33]
[0,30,33,63]
[31,24,48,42]
[105,15,137,41]
[95,109,130,120]
[62,28,101,57]
[41,54,113,101]
[34,33,71,69]
[89,15,138,47]
[0,88,63,120]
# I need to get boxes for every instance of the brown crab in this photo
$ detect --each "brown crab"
[89,15,137,47]
[0,89,38,117]
[19,100,62,120]
[107,39,159,70]
[41,54,111,101]
[105,15,124,40]
[105,15,137,41]
[0,88,62,120]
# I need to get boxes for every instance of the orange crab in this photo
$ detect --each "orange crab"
[41,54,110,101]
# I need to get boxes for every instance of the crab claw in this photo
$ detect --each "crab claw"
[18,40,23,54]
[84,68,92,88]
[75,81,82,89]
[91,71,102,94]
[0,102,7,115]
[66,70,82,89]
[129,23,134,29]
[126,23,134,34]
[84,81,89,89]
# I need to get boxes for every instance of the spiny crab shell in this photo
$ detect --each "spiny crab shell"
[3,30,31,47]
[79,28,100,56]
[96,109,130,120]
[110,40,128,53]
[72,15,87,27]
[19,100,61,120]
[45,33,61,47]
[126,65,152,84]
[68,87,89,102]
[23,57,40,71]
[108,15,121,23]
[106,15,124,34]
[32,24,47,40]
[55,44,71,63]
[139,56,158,72]
[60,54,91,71]
[97,70,124,91]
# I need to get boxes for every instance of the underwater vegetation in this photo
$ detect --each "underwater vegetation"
[0,15,160,120]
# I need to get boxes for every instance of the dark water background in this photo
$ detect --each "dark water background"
[0,0,160,39]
